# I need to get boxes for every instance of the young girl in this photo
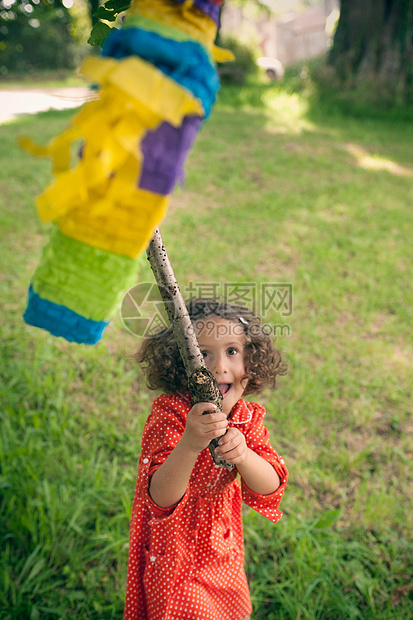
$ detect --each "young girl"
[124,298,288,620]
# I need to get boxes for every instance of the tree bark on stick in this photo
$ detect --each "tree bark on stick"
[146,229,233,471]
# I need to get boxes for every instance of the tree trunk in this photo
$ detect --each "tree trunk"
[329,0,413,104]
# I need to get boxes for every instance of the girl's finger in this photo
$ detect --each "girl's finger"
[218,432,245,454]
[192,402,217,415]
[200,412,228,424]
[218,428,237,446]
[217,444,245,461]
[208,423,228,434]
[209,427,228,440]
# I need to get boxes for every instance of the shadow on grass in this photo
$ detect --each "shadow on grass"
[216,78,413,176]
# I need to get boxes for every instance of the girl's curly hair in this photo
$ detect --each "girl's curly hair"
[135,298,287,396]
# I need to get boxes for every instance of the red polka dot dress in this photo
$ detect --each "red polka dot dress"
[123,393,288,620]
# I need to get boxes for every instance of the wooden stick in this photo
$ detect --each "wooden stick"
[146,229,233,470]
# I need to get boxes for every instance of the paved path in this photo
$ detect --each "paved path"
[0,87,92,124]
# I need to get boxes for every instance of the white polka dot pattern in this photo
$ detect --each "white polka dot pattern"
[123,392,288,620]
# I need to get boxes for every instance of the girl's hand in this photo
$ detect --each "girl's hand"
[214,427,248,466]
[181,403,228,455]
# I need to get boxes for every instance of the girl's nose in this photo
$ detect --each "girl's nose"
[213,355,227,375]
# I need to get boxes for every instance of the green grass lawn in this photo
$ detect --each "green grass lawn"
[1,82,412,618]
[0,70,88,90]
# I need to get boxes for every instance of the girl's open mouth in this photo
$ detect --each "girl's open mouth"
[218,383,231,397]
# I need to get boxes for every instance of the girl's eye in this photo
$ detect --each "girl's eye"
[227,347,238,356]
[201,350,209,358]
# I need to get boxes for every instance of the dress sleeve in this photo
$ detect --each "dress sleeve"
[137,394,191,519]
[240,403,288,524]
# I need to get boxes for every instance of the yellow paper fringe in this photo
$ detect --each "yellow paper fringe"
[59,188,170,259]
[21,56,202,258]
[129,0,217,51]
[212,45,235,63]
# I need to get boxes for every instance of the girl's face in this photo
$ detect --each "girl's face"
[194,317,247,415]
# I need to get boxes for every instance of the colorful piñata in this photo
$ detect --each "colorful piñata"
[22,0,231,345]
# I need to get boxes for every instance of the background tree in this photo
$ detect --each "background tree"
[0,0,90,75]
[88,0,99,26]
[328,0,413,106]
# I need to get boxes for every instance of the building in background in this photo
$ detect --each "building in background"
[221,0,339,70]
